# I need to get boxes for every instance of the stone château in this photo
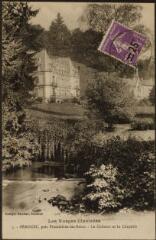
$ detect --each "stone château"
[34,49,80,103]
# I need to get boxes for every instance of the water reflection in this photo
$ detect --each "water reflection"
[3,162,60,181]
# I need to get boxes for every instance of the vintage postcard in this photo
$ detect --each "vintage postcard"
[2,1,155,239]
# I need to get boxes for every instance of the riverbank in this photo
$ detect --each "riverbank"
[3,179,155,239]
[3,179,85,211]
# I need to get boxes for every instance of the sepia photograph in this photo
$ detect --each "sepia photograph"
[2,1,155,239]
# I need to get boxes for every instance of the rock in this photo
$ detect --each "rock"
[48,196,68,206]
[71,197,79,204]
[55,195,66,201]
[58,200,69,206]
[48,198,55,204]
[68,205,75,211]
[48,198,53,204]
[52,200,58,206]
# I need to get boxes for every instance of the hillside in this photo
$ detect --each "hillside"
[26,103,86,121]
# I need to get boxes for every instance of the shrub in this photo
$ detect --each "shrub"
[62,97,80,104]
[73,137,154,211]
[3,106,39,173]
[131,118,155,130]
[62,98,72,103]
[36,97,43,103]
[48,96,56,103]
[71,97,80,104]
[83,164,124,212]
[86,76,136,128]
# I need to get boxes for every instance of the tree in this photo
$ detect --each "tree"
[149,86,155,105]
[78,3,152,77]
[86,74,136,128]
[2,2,40,171]
[2,2,43,104]
[71,28,103,68]
[22,24,45,51]
[81,3,143,33]
[46,13,71,56]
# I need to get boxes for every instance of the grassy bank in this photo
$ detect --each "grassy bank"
[27,103,85,120]
[27,102,154,121]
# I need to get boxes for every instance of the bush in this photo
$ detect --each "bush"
[3,106,39,173]
[74,137,155,211]
[48,136,154,213]
[71,97,80,104]
[66,119,107,175]
[61,98,80,104]
[48,96,56,103]
[131,118,155,130]
[83,164,124,212]
[48,194,85,213]
[62,98,72,103]
[86,76,136,127]
[35,97,43,103]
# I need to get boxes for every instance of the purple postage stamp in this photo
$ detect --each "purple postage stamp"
[98,20,147,67]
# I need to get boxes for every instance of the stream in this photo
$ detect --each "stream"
[3,162,63,181]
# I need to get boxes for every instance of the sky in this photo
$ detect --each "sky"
[29,2,154,34]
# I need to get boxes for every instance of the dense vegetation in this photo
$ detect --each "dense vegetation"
[83,137,154,211]
[48,136,155,212]
[2,2,41,171]
[131,118,154,130]
[86,75,136,128]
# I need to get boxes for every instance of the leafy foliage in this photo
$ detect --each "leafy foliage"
[131,118,154,130]
[83,164,123,212]
[71,29,103,68]
[79,137,154,211]
[80,3,142,33]
[45,135,154,212]
[2,2,41,103]
[2,2,41,171]
[86,75,136,127]
[2,101,39,172]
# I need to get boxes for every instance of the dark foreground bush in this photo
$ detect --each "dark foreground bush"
[81,137,155,212]
[47,137,155,213]
[131,118,155,130]
[48,194,86,213]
